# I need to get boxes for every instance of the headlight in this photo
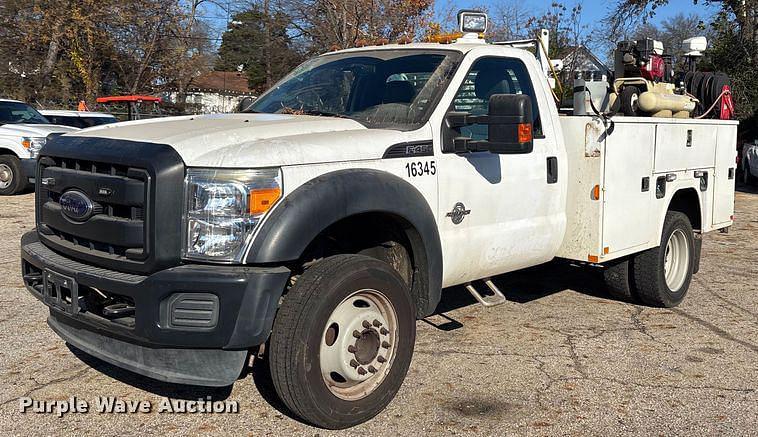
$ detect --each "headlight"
[21,137,46,159]
[183,168,282,262]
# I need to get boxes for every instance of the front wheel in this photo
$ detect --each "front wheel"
[268,254,416,429]
[632,212,695,307]
[0,155,24,195]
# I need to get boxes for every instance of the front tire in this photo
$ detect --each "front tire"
[268,254,416,429]
[0,155,24,195]
[632,212,695,307]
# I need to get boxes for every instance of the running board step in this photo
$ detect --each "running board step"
[465,279,507,307]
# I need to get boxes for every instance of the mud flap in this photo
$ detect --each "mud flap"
[692,233,702,274]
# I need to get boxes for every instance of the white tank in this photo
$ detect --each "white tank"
[638,92,696,117]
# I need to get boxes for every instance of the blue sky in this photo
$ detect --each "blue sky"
[436,0,721,26]
[197,0,723,47]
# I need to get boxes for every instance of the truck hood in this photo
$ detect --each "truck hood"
[71,113,412,167]
[0,123,78,137]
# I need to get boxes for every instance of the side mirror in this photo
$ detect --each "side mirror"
[486,94,533,154]
[238,96,256,112]
[444,94,534,154]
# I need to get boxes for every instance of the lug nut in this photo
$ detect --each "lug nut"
[348,345,356,353]
[382,341,391,348]
[368,365,377,373]
[352,330,361,339]
[357,367,367,375]
[377,356,387,363]
[372,319,382,327]
[380,327,389,335]
[350,359,358,368]
[362,320,371,329]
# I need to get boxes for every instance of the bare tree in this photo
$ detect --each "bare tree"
[489,1,534,41]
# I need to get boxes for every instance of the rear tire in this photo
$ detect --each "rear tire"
[268,254,415,429]
[0,155,24,195]
[602,258,637,302]
[632,212,695,307]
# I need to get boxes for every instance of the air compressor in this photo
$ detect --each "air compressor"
[606,37,733,119]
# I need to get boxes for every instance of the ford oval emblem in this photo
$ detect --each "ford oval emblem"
[59,190,94,221]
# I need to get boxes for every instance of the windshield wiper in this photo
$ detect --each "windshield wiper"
[298,110,352,119]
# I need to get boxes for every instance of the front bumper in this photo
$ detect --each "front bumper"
[20,158,36,184]
[20,231,290,386]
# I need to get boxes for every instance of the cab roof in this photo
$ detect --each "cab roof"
[323,38,524,58]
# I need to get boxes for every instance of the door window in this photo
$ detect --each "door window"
[451,57,543,141]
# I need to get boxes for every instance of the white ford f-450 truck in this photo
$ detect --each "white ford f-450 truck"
[20,31,737,429]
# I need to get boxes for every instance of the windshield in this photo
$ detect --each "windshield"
[0,101,50,125]
[247,49,462,130]
[45,115,118,128]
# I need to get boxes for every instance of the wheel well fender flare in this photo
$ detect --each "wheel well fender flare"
[245,168,443,316]
[658,187,702,241]
[0,146,21,158]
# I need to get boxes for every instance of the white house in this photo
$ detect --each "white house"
[162,71,256,114]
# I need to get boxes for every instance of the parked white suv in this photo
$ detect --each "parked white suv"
[0,99,78,195]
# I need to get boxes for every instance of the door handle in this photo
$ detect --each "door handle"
[694,170,708,191]
[546,157,558,184]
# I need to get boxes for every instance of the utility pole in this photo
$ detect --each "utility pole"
[263,0,272,89]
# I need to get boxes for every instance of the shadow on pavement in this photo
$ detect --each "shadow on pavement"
[431,260,609,317]
[736,180,758,194]
[64,257,614,420]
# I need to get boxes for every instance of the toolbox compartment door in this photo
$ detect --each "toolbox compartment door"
[602,123,656,254]
[654,124,717,172]
[712,125,737,226]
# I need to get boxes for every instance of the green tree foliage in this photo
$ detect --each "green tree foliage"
[216,0,433,92]
[215,6,303,92]
[608,0,757,134]
[701,8,758,133]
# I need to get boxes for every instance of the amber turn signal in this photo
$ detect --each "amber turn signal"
[518,123,532,143]
[249,187,281,215]
[21,139,31,149]
[591,184,601,200]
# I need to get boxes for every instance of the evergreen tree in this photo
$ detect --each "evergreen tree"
[215,6,303,92]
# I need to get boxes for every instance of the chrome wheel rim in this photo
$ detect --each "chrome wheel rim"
[0,164,12,190]
[664,229,689,292]
[320,289,398,401]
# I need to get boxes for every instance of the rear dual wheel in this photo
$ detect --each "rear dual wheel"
[603,212,695,307]
[268,254,415,429]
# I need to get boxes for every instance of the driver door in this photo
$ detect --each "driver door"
[434,54,564,287]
